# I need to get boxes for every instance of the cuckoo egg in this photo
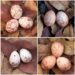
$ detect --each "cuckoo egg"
[41,56,56,70]
[51,41,64,57]
[10,4,22,19]
[56,11,69,27]
[44,10,56,26]
[19,16,33,29]
[20,48,32,63]
[9,51,20,67]
[5,19,19,33]
[57,57,71,71]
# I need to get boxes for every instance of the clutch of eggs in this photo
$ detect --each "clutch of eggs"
[9,48,32,67]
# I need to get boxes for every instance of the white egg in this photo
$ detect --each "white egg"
[56,11,69,27]
[9,51,20,67]
[20,48,32,63]
[10,4,22,19]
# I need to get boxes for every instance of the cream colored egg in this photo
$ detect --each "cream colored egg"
[10,4,22,19]
[19,16,33,29]
[57,57,71,71]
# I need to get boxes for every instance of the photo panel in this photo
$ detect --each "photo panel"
[1,0,37,37]
[38,38,74,74]
[38,1,74,37]
[1,38,37,74]
[0,0,75,75]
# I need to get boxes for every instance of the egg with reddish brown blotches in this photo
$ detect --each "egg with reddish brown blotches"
[10,4,22,19]
[41,56,56,70]
[51,41,64,57]
[57,57,71,71]
[44,10,56,26]
[19,16,33,29]
[5,19,19,33]
[56,11,69,27]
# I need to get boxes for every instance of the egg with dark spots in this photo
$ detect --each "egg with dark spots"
[9,51,20,67]
[20,48,32,63]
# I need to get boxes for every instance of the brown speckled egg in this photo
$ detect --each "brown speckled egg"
[57,57,71,71]
[5,19,19,33]
[51,41,64,57]
[41,56,56,70]
[19,16,33,29]
[56,11,69,27]
[10,4,22,19]
[44,10,56,26]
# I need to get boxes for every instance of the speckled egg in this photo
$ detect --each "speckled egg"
[41,56,56,70]
[56,11,69,27]
[9,51,20,67]
[57,57,71,71]
[44,10,56,26]
[19,16,33,29]
[10,4,22,19]
[5,19,19,33]
[51,41,64,57]
[20,48,32,63]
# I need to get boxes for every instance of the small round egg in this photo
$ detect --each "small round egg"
[20,48,32,63]
[5,19,19,33]
[44,10,56,26]
[10,4,22,19]
[41,56,56,70]
[9,51,20,67]
[56,11,69,27]
[57,57,71,71]
[19,16,33,29]
[51,41,64,57]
